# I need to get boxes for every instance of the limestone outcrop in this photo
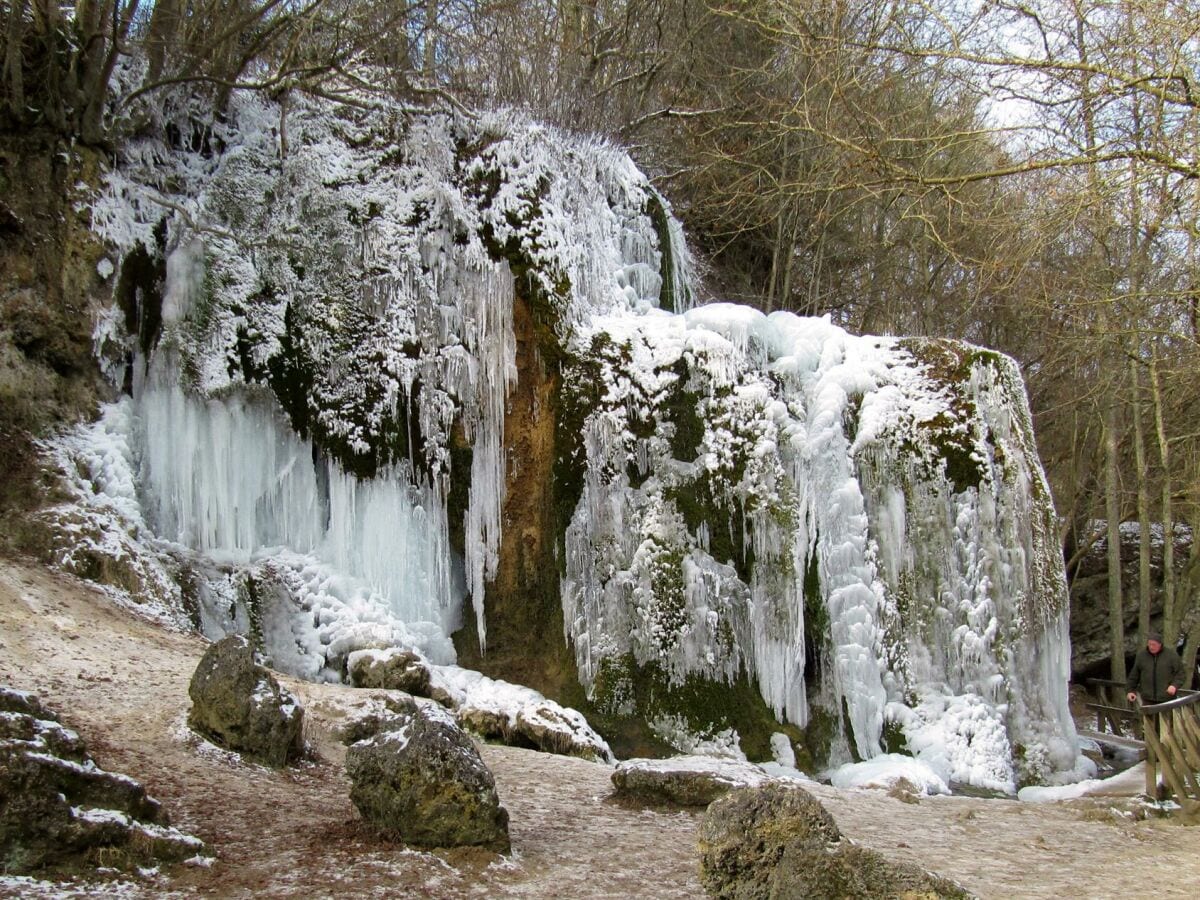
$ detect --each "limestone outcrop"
[187,634,305,767]
[458,701,613,763]
[347,648,433,696]
[0,686,204,873]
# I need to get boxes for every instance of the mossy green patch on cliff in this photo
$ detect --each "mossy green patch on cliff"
[554,340,604,551]
[588,653,805,763]
[897,337,992,494]
[799,702,841,771]
[915,412,983,495]
[646,191,690,314]
[665,481,753,584]
[664,357,704,462]
[641,542,688,652]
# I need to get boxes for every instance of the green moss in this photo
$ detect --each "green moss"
[644,544,687,651]
[917,412,984,494]
[665,358,704,462]
[554,338,607,554]
[802,551,826,639]
[646,191,689,313]
[588,654,804,763]
[881,717,907,755]
[238,573,265,652]
[898,337,995,494]
[665,481,753,584]
[799,703,840,771]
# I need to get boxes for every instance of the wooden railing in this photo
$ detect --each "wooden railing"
[1084,678,1200,813]
[1139,692,1200,813]
[1083,678,1141,738]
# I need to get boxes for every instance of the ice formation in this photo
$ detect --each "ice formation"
[53,79,1077,787]
[558,308,1076,789]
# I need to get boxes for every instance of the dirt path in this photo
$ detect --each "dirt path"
[2,558,1199,899]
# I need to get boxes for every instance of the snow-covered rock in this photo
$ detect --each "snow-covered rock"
[611,755,771,806]
[345,704,510,851]
[347,648,432,696]
[0,687,205,873]
[187,635,304,767]
[828,754,950,796]
[433,666,613,764]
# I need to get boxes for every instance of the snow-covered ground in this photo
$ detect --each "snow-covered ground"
[2,559,1198,899]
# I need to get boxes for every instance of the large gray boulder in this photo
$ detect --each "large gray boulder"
[188,634,304,767]
[0,686,204,873]
[698,782,970,899]
[345,704,510,852]
[612,755,772,806]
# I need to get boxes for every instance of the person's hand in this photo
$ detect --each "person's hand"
[1127,691,1138,702]
[1167,685,1177,697]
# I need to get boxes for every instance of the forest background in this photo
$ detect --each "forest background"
[2,0,1199,683]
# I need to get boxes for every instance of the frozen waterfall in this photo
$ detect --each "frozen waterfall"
[60,87,1079,787]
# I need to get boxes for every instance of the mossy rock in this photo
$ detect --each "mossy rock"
[611,756,771,807]
[0,687,204,874]
[589,655,806,764]
[345,705,510,852]
[698,783,970,899]
[187,634,305,767]
[346,648,432,696]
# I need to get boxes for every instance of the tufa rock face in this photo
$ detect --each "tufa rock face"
[611,755,771,807]
[188,634,304,767]
[345,704,510,852]
[0,686,204,873]
[697,783,970,899]
[347,648,432,696]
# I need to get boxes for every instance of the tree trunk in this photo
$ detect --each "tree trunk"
[1183,553,1200,689]
[1104,402,1126,683]
[423,0,440,81]
[144,0,184,85]
[3,0,28,116]
[1149,351,1177,643]
[1130,357,1151,642]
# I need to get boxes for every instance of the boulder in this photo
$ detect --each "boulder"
[334,694,419,746]
[0,686,204,874]
[188,634,304,767]
[345,704,510,852]
[698,783,970,899]
[612,755,772,806]
[347,648,432,696]
[457,701,613,763]
[515,704,613,762]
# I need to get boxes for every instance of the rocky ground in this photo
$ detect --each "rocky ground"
[2,557,1199,899]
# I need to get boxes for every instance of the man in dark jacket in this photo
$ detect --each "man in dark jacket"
[1126,630,1185,704]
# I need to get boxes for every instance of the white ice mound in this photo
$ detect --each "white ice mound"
[829,754,950,796]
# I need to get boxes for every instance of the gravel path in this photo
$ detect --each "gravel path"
[2,559,1198,899]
